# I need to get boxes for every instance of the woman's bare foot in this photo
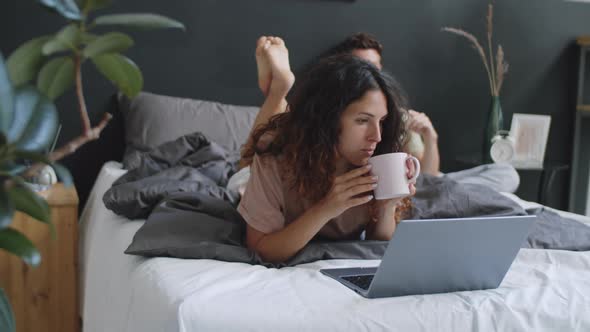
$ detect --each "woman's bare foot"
[255,36,272,96]
[256,36,295,98]
[266,37,295,97]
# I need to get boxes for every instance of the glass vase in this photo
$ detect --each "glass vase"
[482,96,504,163]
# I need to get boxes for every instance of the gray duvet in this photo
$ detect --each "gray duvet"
[103,132,590,268]
[103,132,239,219]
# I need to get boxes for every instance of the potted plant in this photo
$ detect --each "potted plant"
[0,1,185,330]
[0,51,65,332]
[443,3,509,162]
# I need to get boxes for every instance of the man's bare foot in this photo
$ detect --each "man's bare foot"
[257,36,295,98]
[255,36,272,96]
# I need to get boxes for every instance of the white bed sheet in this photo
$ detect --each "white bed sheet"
[80,161,590,332]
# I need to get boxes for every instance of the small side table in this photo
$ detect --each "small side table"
[0,183,79,332]
[455,155,569,205]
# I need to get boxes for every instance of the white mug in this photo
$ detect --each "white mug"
[368,152,421,200]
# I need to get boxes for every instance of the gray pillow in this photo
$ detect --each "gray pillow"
[125,192,388,268]
[118,91,259,156]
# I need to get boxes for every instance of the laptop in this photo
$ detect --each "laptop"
[320,215,536,298]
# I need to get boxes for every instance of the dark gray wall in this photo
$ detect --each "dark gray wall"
[2,0,590,210]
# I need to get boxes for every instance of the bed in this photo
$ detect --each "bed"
[79,92,590,331]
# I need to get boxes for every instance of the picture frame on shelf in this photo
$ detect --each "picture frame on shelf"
[509,113,552,169]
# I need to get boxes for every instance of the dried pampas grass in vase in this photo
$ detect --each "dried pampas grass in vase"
[442,3,509,162]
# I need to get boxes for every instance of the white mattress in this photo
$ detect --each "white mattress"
[80,161,590,332]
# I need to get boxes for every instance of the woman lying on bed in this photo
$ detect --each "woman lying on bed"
[237,53,415,263]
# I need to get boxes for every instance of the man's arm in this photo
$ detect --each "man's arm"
[420,132,440,176]
[406,110,440,176]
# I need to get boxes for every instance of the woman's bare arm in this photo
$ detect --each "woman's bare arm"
[365,204,398,240]
[246,204,332,263]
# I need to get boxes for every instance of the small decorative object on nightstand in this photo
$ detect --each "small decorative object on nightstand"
[490,130,516,163]
[0,184,79,332]
[509,113,552,170]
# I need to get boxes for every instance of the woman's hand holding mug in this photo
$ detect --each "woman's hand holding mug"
[317,164,378,220]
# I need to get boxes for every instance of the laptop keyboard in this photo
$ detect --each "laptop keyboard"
[342,274,374,290]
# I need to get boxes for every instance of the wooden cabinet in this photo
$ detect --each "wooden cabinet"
[0,184,79,332]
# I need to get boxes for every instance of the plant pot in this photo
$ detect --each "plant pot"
[482,96,504,163]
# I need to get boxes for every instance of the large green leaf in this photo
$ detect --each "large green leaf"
[91,53,143,97]
[0,228,41,266]
[0,190,14,229]
[83,32,134,59]
[38,0,82,21]
[7,184,50,225]
[51,163,73,187]
[6,87,58,152]
[37,56,74,100]
[0,288,15,332]
[0,53,14,136]
[6,36,52,88]
[94,13,185,30]
[4,88,36,143]
[80,32,98,45]
[42,24,81,56]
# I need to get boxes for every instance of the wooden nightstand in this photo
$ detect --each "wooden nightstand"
[0,183,79,332]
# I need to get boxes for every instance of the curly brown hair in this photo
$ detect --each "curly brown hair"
[243,55,408,204]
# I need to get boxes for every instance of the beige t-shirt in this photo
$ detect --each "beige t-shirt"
[237,154,371,240]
